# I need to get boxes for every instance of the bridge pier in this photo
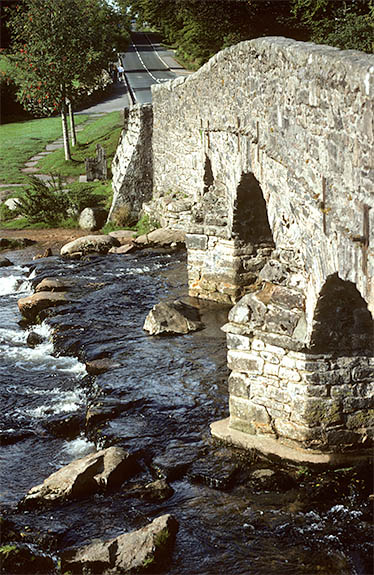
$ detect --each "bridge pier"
[211,279,374,465]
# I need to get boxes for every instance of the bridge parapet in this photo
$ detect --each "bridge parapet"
[124,37,374,463]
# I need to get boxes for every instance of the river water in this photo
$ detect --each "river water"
[0,246,372,575]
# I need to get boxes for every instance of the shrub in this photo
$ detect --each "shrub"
[16,174,68,225]
[15,175,106,226]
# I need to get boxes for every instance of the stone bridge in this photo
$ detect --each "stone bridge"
[111,37,374,465]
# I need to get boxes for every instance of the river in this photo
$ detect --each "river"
[0,245,372,575]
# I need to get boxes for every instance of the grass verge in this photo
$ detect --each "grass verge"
[0,115,88,185]
[35,111,122,178]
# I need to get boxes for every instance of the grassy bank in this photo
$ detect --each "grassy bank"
[35,111,122,178]
[0,111,123,230]
[0,115,88,185]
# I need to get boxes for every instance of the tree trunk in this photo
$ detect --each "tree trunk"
[61,101,71,161]
[68,100,77,147]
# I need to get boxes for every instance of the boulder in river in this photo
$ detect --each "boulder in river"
[60,235,120,257]
[21,446,139,507]
[108,229,135,244]
[143,299,203,335]
[34,277,70,293]
[18,291,68,322]
[26,331,45,348]
[79,207,108,232]
[60,514,178,575]
[0,256,13,267]
[134,227,185,249]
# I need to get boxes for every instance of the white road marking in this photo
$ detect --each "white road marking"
[130,40,162,84]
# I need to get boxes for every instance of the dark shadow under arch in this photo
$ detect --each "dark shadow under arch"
[310,274,374,355]
[232,173,274,244]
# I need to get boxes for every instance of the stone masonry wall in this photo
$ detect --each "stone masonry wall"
[109,103,153,223]
[150,37,374,329]
[223,296,374,454]
[147,38,374,461]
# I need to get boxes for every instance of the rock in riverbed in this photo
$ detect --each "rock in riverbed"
[0,256,13,267]
[134,227,185,249]
[18,291,68,322]
[60,514,178,575]
[34,277,70,292]
[21,447,139,507]
[60,234,120,257]
[143,299,203,335]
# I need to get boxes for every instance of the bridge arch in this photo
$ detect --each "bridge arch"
[310,273,374,355]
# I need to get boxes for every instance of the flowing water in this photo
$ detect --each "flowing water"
[0,247,372,575]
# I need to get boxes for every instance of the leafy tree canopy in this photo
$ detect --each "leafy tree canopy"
[121,0,373,69]
[7,0,129,116]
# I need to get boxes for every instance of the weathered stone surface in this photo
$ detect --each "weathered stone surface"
[18,291,68,322]
[60,235,120,257]
[108,229,135,244]
[134,227,186,248]
[143,299,203,335]
[60,514,178,574]
[108,244,135,254]
[85,144,108,181]
[26,331,45,348]
[35,277,70,293]
[21,447,138,507]
[79,207,108,231]
[109,104,153,222]
[0,257,12,267]
[32,247,53,260]
[4,197,20,211]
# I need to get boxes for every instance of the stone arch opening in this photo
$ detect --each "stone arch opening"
[310,274,374,355]
[231,173,274,244]
[203,155,214,194]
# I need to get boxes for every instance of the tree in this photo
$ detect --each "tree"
[291,0,374,53]
[7,0,128,159]
[122,0,293,68]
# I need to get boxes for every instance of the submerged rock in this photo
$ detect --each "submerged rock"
[125,479,174,502]
[42,412,84,439]
[18,291,68,322]
[143,299,203,335]
[60,514,178,575]
[60,235,120,257]
[21,447,139,507]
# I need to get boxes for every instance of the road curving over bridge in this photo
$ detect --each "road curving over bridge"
[110,36,374,465]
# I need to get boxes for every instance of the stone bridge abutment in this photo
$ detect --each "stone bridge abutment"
[111,37,374,464]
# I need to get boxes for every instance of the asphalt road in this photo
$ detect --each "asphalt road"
[120,31,186,105]
[79,32,186,114]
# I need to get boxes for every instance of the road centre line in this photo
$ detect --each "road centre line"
[130,40,162,84]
